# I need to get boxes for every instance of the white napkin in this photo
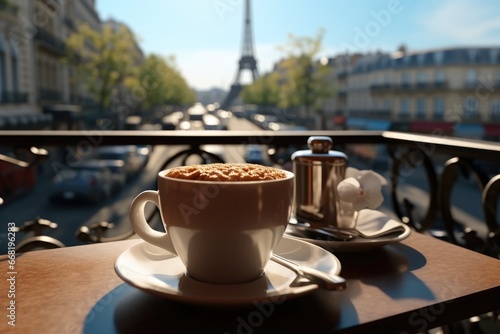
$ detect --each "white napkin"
[355,209,406,238]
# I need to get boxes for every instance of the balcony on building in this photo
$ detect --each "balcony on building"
[0,90,28,104]
[370,83,393,93]
[34,28,66,55]
[38,89,62,102]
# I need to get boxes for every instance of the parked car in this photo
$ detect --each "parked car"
[94,145,145,180]
[203,114,222,130]
[245,145,271,166]
[83,159,127,194]
[216,109,232,130]
[49,161,115,204]
[135,145,152,167]
[161,112,183,130]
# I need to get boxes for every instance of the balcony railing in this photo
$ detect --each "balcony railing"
[63,16,76,31]
[34,28,66,55]
[0,129,499,259]
[38,89,62,102]
[0,90,28,104]
[371,82,450,93]
[349,109,392,119]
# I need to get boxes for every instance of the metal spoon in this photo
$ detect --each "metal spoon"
[289,223,355,241]
[271,254,346,290]
[306,227,356,241]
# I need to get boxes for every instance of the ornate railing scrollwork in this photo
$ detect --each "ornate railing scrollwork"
[389,143,500,258]
[440,158,486,243]
[438,157,500,257]
[0,146,49,168]
[159,145,226,171]
[389,147,439,233]
[0,130,499,259]
[483,175,500,258]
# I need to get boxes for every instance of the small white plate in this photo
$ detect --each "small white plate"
[114,235,342,305]
[287,209,412,252]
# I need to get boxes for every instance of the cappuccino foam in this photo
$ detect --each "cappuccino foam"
[165,163,287,181]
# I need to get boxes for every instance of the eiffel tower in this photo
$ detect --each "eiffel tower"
[222,0,259,109]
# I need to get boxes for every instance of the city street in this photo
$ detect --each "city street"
[0,117,490,253]
[0,117,254,251]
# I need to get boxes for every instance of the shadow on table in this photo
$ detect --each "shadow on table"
[84,244,430,333]
[336,243,434,301]
[83,283,354,334]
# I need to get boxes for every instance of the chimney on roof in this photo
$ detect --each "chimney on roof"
[397,44,407,55]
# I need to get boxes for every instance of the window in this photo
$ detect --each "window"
[417,72,426,87]
[464,96,479,118]
[416,97,426,119]
[417,53,425,66]
[0,33,6,100]
[434,97,444,119]
[434,51,444,65]
[468,49,478,63]
[466,69,477,88]
[491,100,500,120]
[401,72,410,88]
[384,98,391,112]
[400,98,410,119]
[10,39,19,94]
[435,70,445,85]
[384,74,392,85]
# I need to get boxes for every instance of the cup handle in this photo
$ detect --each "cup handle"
[129,190,177,255]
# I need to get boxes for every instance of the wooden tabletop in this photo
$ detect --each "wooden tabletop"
[1,232,499,334]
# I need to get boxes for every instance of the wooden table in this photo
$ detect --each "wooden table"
[1,232,499,334]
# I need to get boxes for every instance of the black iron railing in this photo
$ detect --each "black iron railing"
[0,130,499,257]
[0,91,28,104]
[33,28,66,55]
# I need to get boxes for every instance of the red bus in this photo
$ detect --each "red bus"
[0,156,37,203]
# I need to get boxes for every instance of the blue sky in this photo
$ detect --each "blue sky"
[96,0,500,90]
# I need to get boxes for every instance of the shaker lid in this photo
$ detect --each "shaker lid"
[291,136,348,161]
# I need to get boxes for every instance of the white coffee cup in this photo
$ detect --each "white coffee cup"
[129,166,294,284]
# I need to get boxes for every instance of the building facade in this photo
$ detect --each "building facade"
[0,0,137,130]
[323,46,500,139]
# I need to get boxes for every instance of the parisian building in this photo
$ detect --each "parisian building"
[0,0,142,130]
[322,46,500,140]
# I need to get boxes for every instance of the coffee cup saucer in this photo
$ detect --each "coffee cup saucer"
[114,235,342,306]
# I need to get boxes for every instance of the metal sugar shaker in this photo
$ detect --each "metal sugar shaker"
[291,136,348,227]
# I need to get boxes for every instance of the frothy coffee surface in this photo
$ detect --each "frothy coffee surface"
[165,163,287,181]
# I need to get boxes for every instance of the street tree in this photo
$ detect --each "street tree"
[275,29,332,114]
[241,72,280,107]
[138,54,195,110]
[65,23,142,114]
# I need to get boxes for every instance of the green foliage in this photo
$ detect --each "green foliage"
[276,29,332,112]
[66,23,195,113]
[241,72,280,106]
[243,29,332,114]
[66,23,142,113]
[138,54,195,109]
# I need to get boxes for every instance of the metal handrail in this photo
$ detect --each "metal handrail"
[1,129,499,257]
[0,130,498,158]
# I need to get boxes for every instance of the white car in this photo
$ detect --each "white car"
[83,159,126,194]
[94,146,145,180]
